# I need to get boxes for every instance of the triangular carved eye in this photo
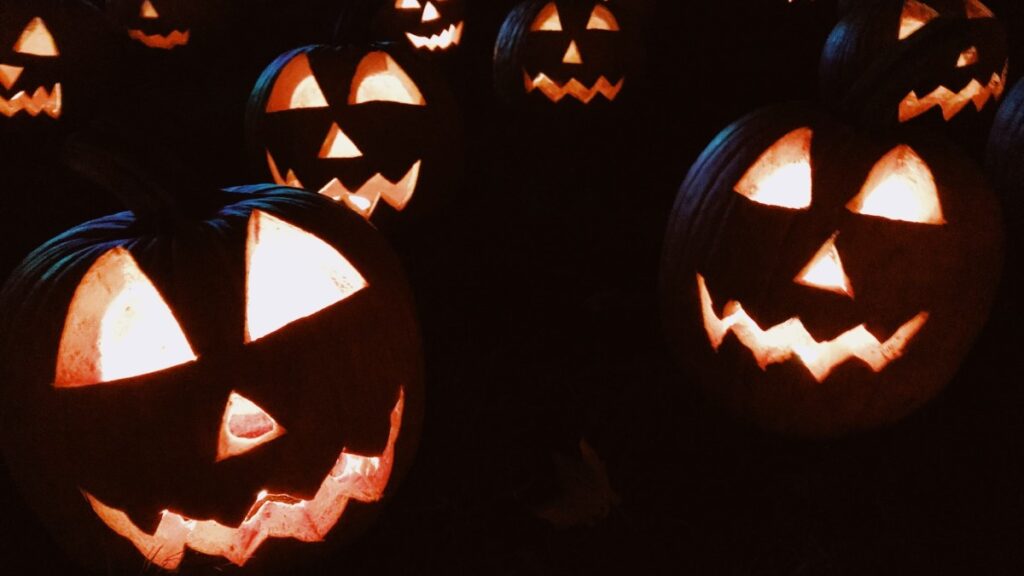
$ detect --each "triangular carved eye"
[14,17,59,57]
[531,3,563,31]
[245,211,368,343]
[396,0,423,8]
[141,0,160,19]
[586,5,620,31]
[735,127,813,210]
[349,52,425,106]
[847,145,946,225]
[899,0,939,40]
[55,248,197,388]
[266,53,329,113]
[964,0,994,19]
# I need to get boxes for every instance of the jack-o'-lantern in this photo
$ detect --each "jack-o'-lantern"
[660,104,1003,436]
[247,44,461,227]
[495,0,636,106]
[820,0,1008,145]
[0,176,423,572]
[106,0,231,51]
[0,0,117,131]
[343,0,467,55]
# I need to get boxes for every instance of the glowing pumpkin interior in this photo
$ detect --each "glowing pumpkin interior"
[700,128,950,382]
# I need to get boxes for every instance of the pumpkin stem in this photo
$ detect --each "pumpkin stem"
[59,127,207,226]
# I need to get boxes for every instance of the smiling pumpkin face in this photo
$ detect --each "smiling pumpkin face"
[0,0,116,132]
[495,0,633,106]
[821,0,1008,140]
[247,45,460,226]
[0,186,422,572]
[106,0,231,51]
[391,0,465,52]
[661,105,1002,436]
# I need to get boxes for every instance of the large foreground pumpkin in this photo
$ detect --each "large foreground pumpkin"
[0,175,423,573]
[660,104,1002,436]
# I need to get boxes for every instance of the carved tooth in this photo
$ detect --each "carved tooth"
[899,66,1009,123]
[0,83,61,118]
[317,161,422,218]
[405,22,464,51]
[524,72,624,103]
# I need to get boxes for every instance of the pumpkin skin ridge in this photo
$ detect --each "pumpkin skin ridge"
[0,184,424,572]
[660,103,1003,437]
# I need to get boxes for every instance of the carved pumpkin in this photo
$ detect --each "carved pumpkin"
[494,0,636,107]
[0,178,423,572]
[660,104,1003,436]
[0,0,116,131]
[342,0,467,55]
[246,43,461,228]
[820,0,1008,146]
[106,0,231,51]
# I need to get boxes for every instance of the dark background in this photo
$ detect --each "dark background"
[2,0,1023,574]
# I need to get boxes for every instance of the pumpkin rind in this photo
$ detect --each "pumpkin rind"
[660,104,1003,436]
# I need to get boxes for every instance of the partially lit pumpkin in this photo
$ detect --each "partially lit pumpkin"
[246,43,461,228]
[820,0,1008,145]
[0,175,423,572]
[340,0,466,56]
[660,104,1002,436]
[494,0,638,107]
[0,0,117,132]
[106,0,231,51]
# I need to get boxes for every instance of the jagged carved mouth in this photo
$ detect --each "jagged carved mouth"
[523,71,624,104]
[127,28,191,50]
[83,390,404,571]
[698,275,928,382]
[0,83,62,119]
[899,64,1007,122]
[266,150,421,219]
[406,22,464,51]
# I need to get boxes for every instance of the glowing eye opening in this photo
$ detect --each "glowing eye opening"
[958,46,979,67]
[847,145,946,225]
[54,248,197,388]
[899,0,939,40]
[735,127,813,210]
[396,0,422,8]
[245,211,368,343]
[531,3,563,31]
[349,52,425,106]
[141,0,160,19]
[265,53,329,112]
[14,17,59,57]
[586,5,620,31]
[964,0,994,19]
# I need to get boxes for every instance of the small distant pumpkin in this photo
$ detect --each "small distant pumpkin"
[661,104,1003,436]
[246,43,461,228]
[106,0,232,51]
[494,0,638,107]
[0,156,423,572]
[820,0,1008,143]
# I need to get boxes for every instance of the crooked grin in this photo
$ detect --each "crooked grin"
[0,83,62,119]
[524,71,624,104]
[899,64,1007,122]
[84,389,404,571]
[127,28,191,50]
[266,151,421,219]
[698,275,928,382]
[406,22,464,51]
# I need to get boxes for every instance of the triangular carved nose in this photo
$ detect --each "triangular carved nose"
[562,41,583,64]
[319,123,363,159]
[0,64,23,90]
[141,0,160,19]
[216,392,286,462]
[794,233,854,298]
[422,1,440,22]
